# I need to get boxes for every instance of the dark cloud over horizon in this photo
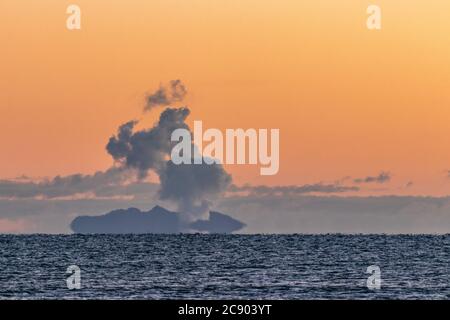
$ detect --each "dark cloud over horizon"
[0,167,135,199]
[0,178,357,201]
[217,194,450,234]
[353,171,391,184]
[228,183,359,196]
[2,193,450,234]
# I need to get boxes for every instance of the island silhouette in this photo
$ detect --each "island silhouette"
[70,205,245,234]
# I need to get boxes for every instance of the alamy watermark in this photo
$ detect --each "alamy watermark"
[170,121,280,176]
[66,265,81,290]
[64,4,381,31]
[66,4,81,30]
[367,5,381,30]
[366,265,381,290]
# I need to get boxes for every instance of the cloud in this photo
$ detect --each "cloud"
[228,183,359,196]
[353,171,391,184]
[144,80,187,111]
[217,194,450,234]
[0,167,135,199]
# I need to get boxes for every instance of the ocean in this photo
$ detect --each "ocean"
[0,234,448,299]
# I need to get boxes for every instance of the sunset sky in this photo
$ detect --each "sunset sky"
[1,0,450,198]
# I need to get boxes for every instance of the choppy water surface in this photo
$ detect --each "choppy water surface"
[0,234,448,299]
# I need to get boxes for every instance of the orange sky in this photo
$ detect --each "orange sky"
[1,0,450,196]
